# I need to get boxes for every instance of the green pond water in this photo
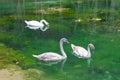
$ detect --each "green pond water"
[0,0,120,80]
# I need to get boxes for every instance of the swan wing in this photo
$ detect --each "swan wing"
[37,52,63,61]
[71,44,88,58]
[76,46,88,55]
[25,20,41,27]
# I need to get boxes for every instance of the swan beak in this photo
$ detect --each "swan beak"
[93,49,95,54]
[45,22,49,25]
[91,48,95,54]
[92,50,94,54]
[67,41,70,44]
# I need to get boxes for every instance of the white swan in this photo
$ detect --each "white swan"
[25,19,49,31]
[71,43,95,66]
[33,38,69,62]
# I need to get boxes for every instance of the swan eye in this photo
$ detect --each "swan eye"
[62,38,67,41]
[88,44,95,54]
[89,43,95,50]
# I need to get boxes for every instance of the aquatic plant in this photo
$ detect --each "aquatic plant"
[0,43,24,68]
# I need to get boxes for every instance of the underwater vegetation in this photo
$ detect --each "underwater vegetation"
[0,33,120,80]
[0,0,120,80]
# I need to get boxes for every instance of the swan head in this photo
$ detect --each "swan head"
[40,19,49,25]
[61,38,69,44]
[88,43,95,54]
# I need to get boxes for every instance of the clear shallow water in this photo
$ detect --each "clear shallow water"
[19,33,120,80]
[0,0,120,80]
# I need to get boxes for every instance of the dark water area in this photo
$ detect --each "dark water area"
[0,0,120,80]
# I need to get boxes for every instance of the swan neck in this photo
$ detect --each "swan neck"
[60,40,67,58]
[40,20,48,25]
[87,45,91,58]
[40,20,45,22]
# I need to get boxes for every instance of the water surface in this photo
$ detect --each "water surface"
[0,0,120,80]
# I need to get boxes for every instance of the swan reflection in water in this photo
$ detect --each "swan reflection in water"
[37,59,67,71]
[25,19,49,31]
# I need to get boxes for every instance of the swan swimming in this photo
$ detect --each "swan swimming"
[33,38,69,62]
[71,43,95,66]
[25,19,49,31]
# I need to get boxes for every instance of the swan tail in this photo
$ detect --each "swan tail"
[32,55,38,58]
[71,44,75,49]
[25,20,28,24]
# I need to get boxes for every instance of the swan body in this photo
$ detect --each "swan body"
[71,43,95,65]
[25,19,49,31]
[33,52,65,61]
[33,38,69,62]
[25,20,41,27]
